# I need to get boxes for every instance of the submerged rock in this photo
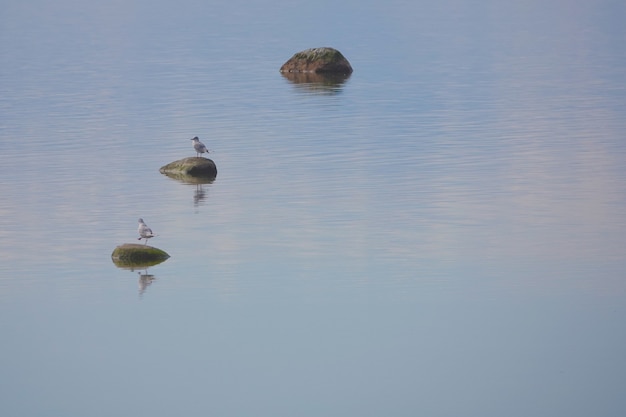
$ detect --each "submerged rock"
[159,157,217,179]
[111,243,170,268]
[280,47,353,74]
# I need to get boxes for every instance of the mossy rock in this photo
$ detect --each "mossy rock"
[280,47,353,74]
[159,157,217,179]
[111,244,170,269]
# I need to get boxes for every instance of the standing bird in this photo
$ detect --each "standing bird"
[137,218,156,245]
[191,136,209,157]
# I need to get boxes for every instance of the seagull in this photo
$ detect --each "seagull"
[137,218,156,245]
[191,136,209,157]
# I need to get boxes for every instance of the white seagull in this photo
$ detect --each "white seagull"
[191,136,209,157]
[137,218,156,245]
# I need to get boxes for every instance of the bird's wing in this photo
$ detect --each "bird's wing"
[139,225,153,236]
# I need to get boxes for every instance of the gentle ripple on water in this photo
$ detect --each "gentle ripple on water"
[1,1,626,416]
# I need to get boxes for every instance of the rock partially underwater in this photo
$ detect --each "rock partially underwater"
[159,157,217,179]
[111,243,170,269]
[280,47,353,74]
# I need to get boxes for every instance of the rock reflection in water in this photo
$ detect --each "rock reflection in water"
[280,71,351,95]
[160,170,216,185]
[161,171,214,208]
[112,258,166,297]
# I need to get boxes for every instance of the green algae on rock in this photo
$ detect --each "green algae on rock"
[111,243,170,268]
[159,157,217,179]
[280,47,353,74]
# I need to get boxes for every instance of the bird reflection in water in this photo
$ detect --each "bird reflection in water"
[159,170,214,211]
[194,183,208,207]
[112,261,163,297]
[137,269,156,297]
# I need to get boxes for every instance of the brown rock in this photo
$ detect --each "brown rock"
[280,47,353,74]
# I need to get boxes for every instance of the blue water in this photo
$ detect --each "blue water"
[1,0,626,416]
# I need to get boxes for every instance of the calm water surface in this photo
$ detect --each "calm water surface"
[1,0,626,416]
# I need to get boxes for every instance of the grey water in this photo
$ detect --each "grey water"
[1,0,626,416]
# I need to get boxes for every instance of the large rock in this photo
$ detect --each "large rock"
[159,157,217,179]
[280,47,353,74]
[111,243,170,268]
